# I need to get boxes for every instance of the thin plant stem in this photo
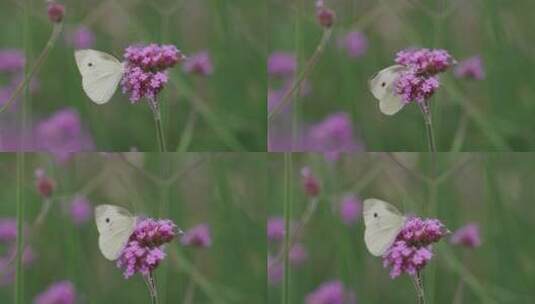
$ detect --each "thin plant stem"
[15,152,25,304]
[282,153,293,304]
[0,22,63,114]
[413,271,426,304]
[150,99,167,152]
[146,271,159,304]
[268,28,333,121]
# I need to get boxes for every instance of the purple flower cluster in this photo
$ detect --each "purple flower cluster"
[35,108,94,162]
[339,32,368,59]
[383,217,448,278]
[268,52,297,77]
[121,44,185,103]
[180,223,212,248]
[307,112,363,158]
[393,48,453,104]
[66,26,95,49]
[450,223,481,248]
[34,281,76,304]
[0,49,25,72]
[69,196,92,226]
[267,217,285,242]
[305,280,356,304]
[116,218,178,278]
[0,219,35,286]
[0,218,18,242]
[454,56,485,80]
[183,51,214,76]
[339,194,362,226]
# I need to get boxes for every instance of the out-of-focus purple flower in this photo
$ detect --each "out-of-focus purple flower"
[117,218,178,278]
[0,49,25,73]
[450,223,481,248]
[301,166,321,198]
[66,26,95,49]
[180,223,211,248]
[307,112,363,154]
[0,246,36,286]
[34,281,75,304]
[183,51,213,76]
[268,52,296,77]
[267,217,285,242]
[339,32,368,58]
[289,243,308,267]
[305,280,355,304]
[35,108,94,162]
[394,69,440,104]
[395,48,453,75]
[454,56,484,80]
[35,168,55,199]
[69,196,92,226]
[0,218,18,242]
[383,217,448,278]
[267,255,283,286]
[47,2,65,23]
[121,44,185,103]
[339,194,362,226]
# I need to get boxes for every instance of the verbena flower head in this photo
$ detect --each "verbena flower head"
[289,243,308,267]
[301,166,321,198]
[66,26,95,49]
[307,112,363,154]
[183,51,213,76]
[339,194,362,226]
[0,49,25,73]
[268,52,296,77]
[34,280,76,304]
[69,196,92,226]
[450,223,481,248]
[339,32,368,58]
[267,255,283,286]
[383,217,448,278]
[454,56,484,80]
[180,223,211,248]
[35,108,94,162]
[35,168,55,199]
[0,218,18,242]
[305,280,355,304]
[116,218,178,278]
[121,44,185,103]
[267,216,285,242]
[394,70,440,104]
[395,48,453,75]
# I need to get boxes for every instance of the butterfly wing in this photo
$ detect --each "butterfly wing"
[369,65,406,115]
[95,204,136,260]
[363,198,406,256]
[74,50,124,104]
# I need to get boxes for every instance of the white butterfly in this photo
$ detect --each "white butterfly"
[363,198,406,256]
[95,204,137,261]
[369,65,407,115]
[75,50,125,105]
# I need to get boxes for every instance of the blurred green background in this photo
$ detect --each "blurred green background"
[0,153,266,303]
[268,0,535,151]
[268,153,535,303]
[0,0,266,151]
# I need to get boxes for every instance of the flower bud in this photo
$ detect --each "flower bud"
[47,2,65,23]
[301,167,320,198]
[316,7,335,28]
[35,168,55,199]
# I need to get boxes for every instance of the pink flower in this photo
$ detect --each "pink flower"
[305,280,355,304]
[183,51,214,76]
[116,218,178,278]
[339,32,368,58]
[0,218,18,242]
[267,255,283,286]
[66,26,95,49]
[339,194,362,226]
[34,281,75,304]
[267,217,285,242]
[0,49,25,73]
[383,217,448,278]
[301,167,321,198]
[454,56,484,80]
[395,48,453,75]
[450,223,481,248]
[47,2,65,23]
[289,243,308,267]
[268,52,296,77]
[121,44,185,103]
[180,223,211,248]
[69,196,92,226]
[394,69,440,104]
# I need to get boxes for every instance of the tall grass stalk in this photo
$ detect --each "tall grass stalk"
[282,153,293,304]
[15,151,25,304]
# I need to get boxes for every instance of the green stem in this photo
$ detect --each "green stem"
[268,28,333,121]
[413,271,426,304]
[150,100,167,152]
[0,22,63,114]
[15,152,25,304]
[282,153,293,304]
[147,271,159,304]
